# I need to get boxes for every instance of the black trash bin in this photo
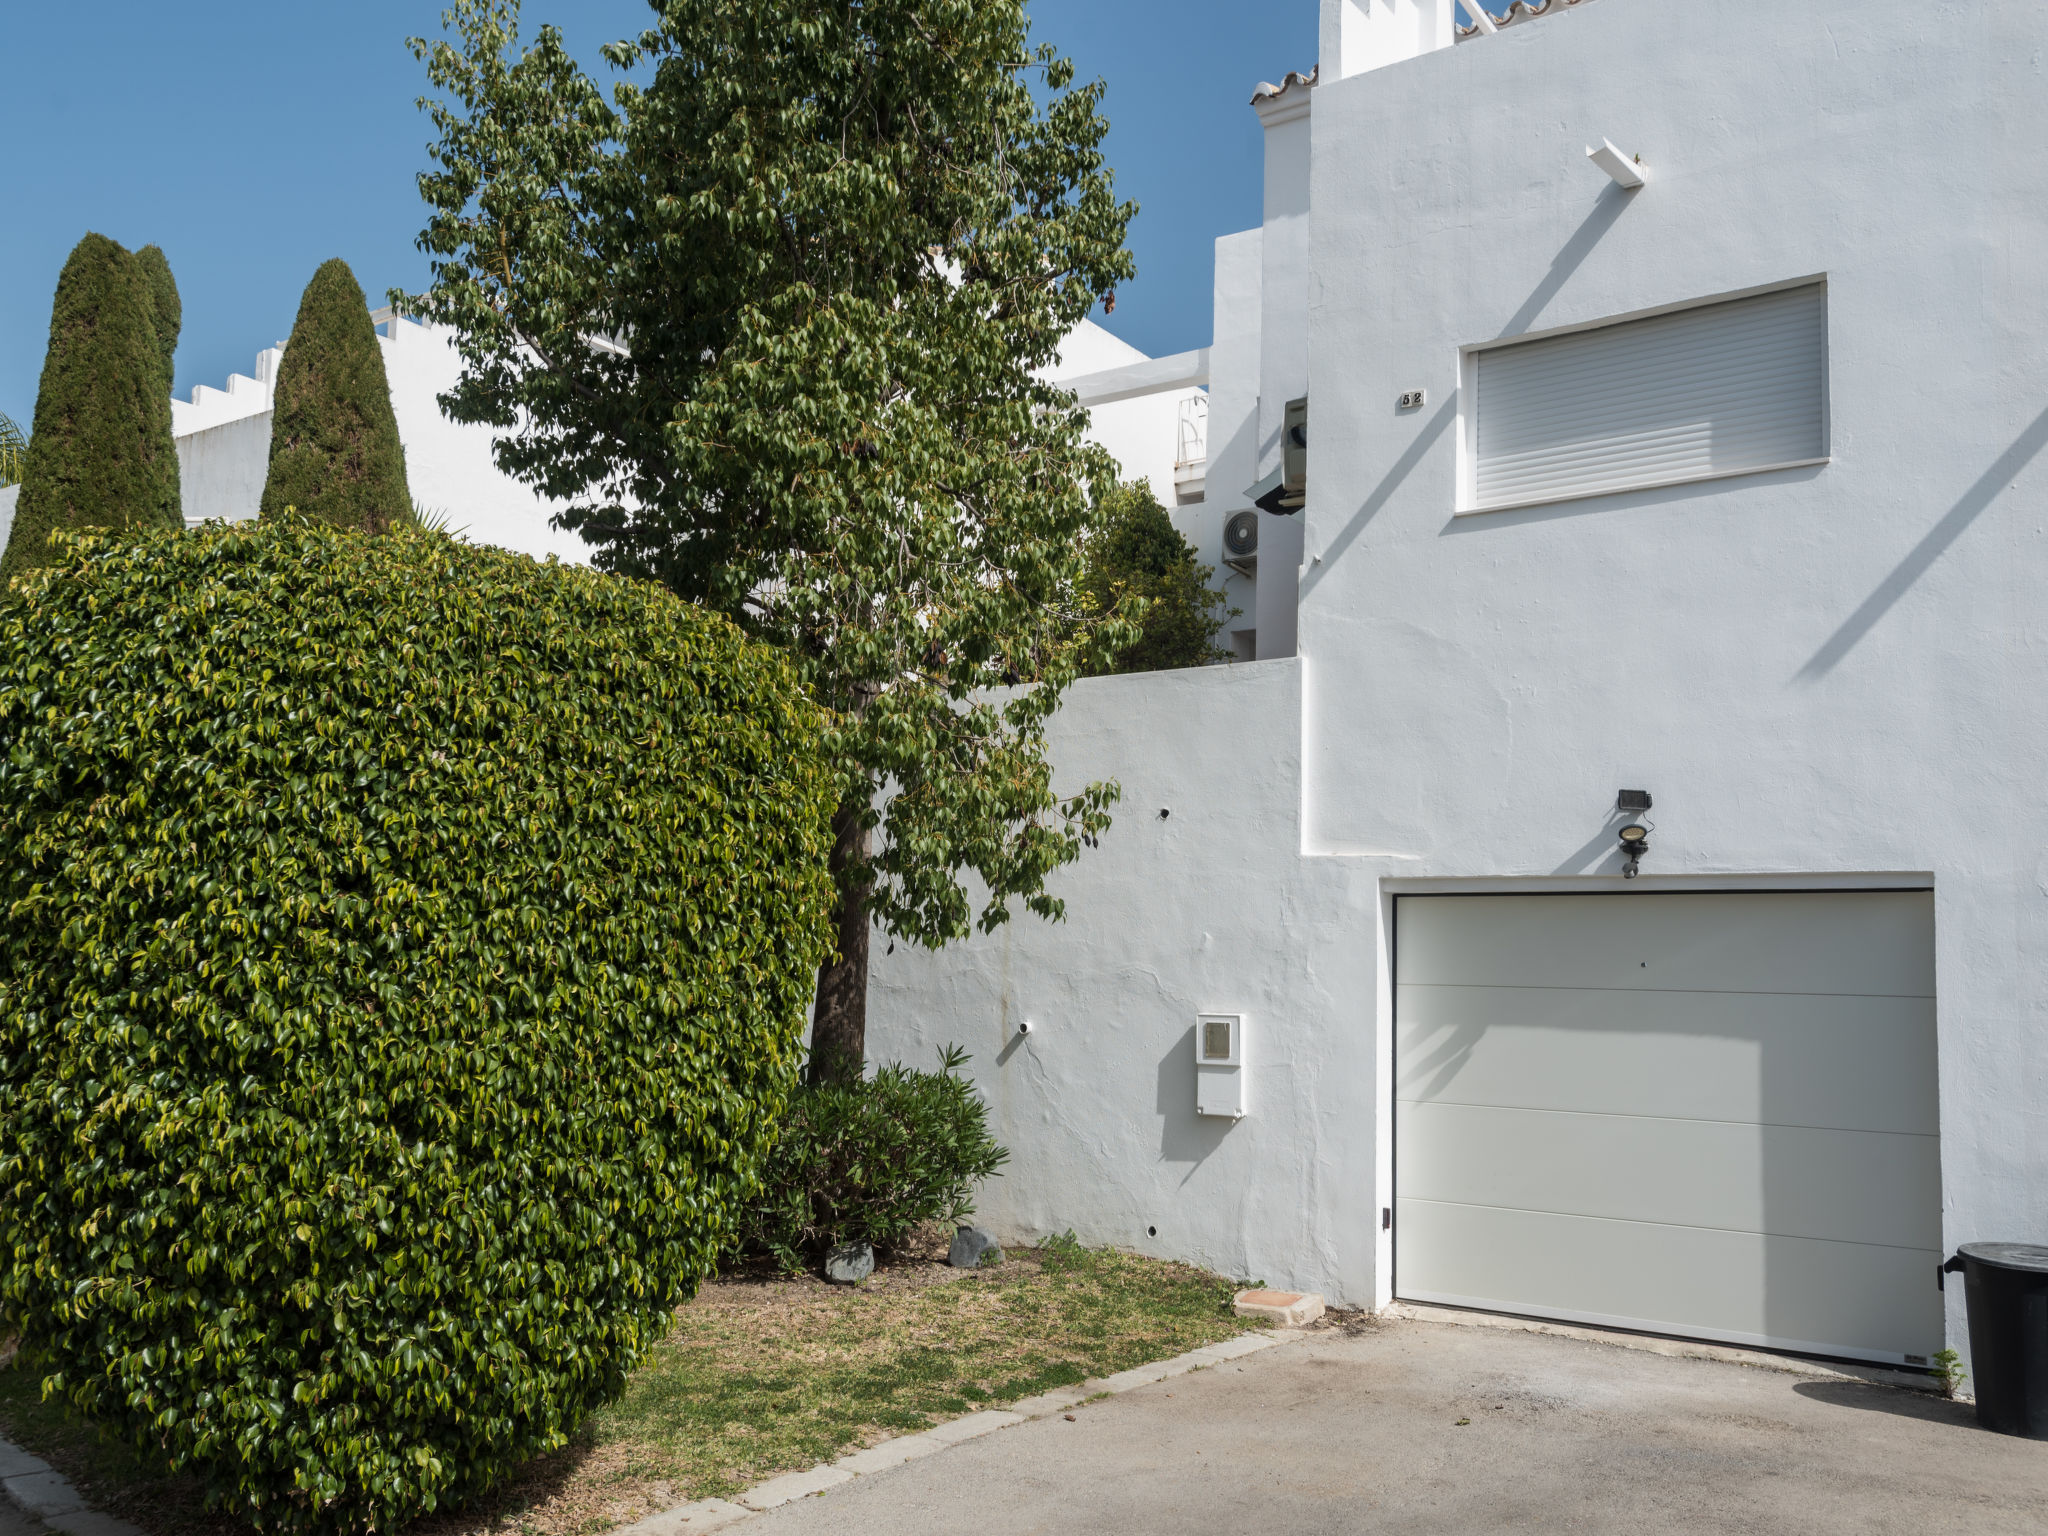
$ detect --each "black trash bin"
[1942,1242,2048,1437]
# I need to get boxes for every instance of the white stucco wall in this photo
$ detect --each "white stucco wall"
[868,658,1380,1300]
[178,414,272,525]
[869,0,2048,1358]
[1050,318,1207,512]
[0,484,16,552]
[1201,230,1264,651]
[377,319,589,562]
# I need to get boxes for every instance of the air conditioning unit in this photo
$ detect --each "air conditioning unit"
[1223,510,1259,576]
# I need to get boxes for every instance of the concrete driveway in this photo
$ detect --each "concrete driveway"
[744,1316,2048,1535]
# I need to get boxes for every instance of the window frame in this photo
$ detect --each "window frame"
[1455,275,1832,516]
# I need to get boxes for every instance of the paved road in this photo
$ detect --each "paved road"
[745,1317,2048,1535]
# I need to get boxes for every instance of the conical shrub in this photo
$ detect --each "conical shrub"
[1,233,182,583]
[260,259,411,533]
[134,245,183,519]
[134,244,182,392]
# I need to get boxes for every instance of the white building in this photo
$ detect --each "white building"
[869,0,2048,1377]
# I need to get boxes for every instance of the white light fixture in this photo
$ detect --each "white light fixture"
[1587,139,1646,190]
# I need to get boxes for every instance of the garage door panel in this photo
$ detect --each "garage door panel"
[1396,985,1937,1135]
[1397,1101,1941,1251]
[1393,891,1940,1364]
[1397,892,1934,997]
[1396,1199,1943,1363]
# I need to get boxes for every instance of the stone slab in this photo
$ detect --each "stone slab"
[832,1435,947,1476]
[921,1411,1024,1446]
[737,1465,852,1511]
[44,1513,149,1536]
[612,1498,754,1536]
[0,1447,52,1480]
[1232,1290,1324,1326]
[1191,1332,1286,1362]
[5,1471,86,1517]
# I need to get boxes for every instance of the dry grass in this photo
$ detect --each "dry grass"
[0,1230,1255,1536]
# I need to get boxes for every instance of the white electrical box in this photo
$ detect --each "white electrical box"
[1195,1013,1247,1119]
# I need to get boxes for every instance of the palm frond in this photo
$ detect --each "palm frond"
[0,413,26,488]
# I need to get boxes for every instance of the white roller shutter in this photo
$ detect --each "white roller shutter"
[1393,891,1941,1366]
[1471,284,1828,511]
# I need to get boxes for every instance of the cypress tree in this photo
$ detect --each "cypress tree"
[134,245,184,520]
[259,259,411,533]
[134,245,182,392]
[1,234,182,583]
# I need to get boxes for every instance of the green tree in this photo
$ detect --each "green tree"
[0,414,24,488]
[134,243,182,391]
[259,258,413,533]
[1080,479,1234,675]
[0,233,181,583]
[407,0,1138,1079]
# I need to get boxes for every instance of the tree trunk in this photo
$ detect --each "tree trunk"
[809,797,871,1086]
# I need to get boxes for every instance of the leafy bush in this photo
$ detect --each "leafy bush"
[740,1046,1008,1270]
[1078,479,1235,675]
[0,521,837,1531]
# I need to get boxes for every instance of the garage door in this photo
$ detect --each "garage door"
[1394,891,1940,1365]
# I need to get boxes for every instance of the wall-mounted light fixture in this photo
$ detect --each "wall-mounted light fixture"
[1588,139,1646,190]
[1616,789,1654,880]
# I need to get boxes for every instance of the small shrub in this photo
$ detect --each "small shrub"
[0,521,837,1531]
[1078,479,1235,675]
[739,1045,1008,1270]
[1932,1348,1968,1398]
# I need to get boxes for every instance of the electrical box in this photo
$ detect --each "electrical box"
[1195,1013,1247,1119]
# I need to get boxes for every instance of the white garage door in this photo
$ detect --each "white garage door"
[1395,891,1940,1365]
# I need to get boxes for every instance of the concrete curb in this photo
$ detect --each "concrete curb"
[0,1434,145,1536]
[612,1327,1301,1534]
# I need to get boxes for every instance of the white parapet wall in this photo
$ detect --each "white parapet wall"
[865,657,1381,1305]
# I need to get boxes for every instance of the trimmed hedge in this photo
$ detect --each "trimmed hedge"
[739,1046,1008,1271]
[134,244,183,392]
[260,259,411,534]
[1,234,181,582]
[0,523,837,1531]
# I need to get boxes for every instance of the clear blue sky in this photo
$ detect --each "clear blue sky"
[0,0,1334,431]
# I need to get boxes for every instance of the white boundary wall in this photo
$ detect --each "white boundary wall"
[869,659,1380,1302]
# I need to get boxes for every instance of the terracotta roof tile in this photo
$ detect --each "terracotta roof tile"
[1250,66,1318,107]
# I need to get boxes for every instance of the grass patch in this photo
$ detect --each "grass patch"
[0,1234,1257,1536]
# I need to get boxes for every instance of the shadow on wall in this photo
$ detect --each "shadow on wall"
[1796,402,2048,682]
[1157,1025,1236,1183]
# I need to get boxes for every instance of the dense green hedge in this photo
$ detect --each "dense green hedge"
[0,523,837,1531]
[739,1046,1008,1271]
